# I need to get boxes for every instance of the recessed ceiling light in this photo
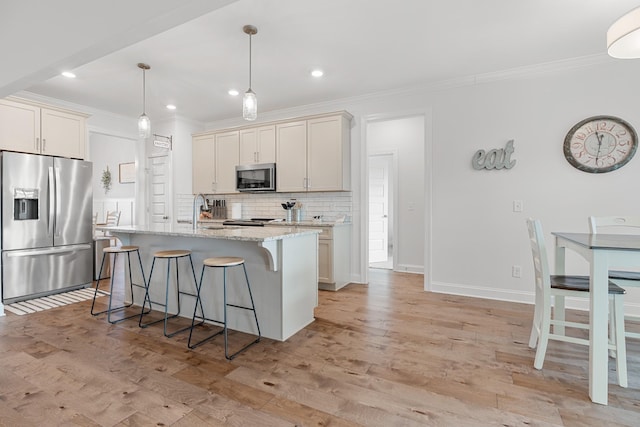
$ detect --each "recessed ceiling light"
[166,104,177,110]
[61,71,76,78]
[228,89,239,96]
[311,69,324,78]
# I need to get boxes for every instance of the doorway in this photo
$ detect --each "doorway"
[146,154,172,225]
[369,153,395,269]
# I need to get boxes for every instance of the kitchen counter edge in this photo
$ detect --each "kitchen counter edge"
[95,225,320,242]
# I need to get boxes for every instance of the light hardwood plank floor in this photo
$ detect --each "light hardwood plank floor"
[0,269,639,426]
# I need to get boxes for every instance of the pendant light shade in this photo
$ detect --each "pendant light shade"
[243,25,258,121]
[608,7,640,58]
[243,89,257,121]
[137,63,151,138]
[138,113,150,138]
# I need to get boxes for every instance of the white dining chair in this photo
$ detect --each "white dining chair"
[589,215,640,340]
[96,210,122,246]
[526,218,627,387]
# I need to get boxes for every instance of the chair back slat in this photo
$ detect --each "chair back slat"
[526,218,552,296]
[589,216,640,234]
[105,211,121,226]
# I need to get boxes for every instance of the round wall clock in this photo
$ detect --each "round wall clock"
[564,115,638,173]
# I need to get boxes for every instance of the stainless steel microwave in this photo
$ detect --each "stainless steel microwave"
[236,163,276,192]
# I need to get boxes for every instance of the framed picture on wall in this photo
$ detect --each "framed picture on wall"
[119,162,135,183]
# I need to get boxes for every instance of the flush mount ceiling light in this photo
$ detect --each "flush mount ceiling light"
[166,104,176,110]
[608,7,640,58]
[242,24,258,121]
[137,63,151,139]
[311,69,324,78]
[228,89,239,96]
[61,71,76,78]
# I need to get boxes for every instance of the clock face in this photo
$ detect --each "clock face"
[564,115,638,173]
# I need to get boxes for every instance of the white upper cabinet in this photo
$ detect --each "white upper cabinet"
[307,114,351,192]
[276,112,351,192]
[192,131,239,195]
[276,120,308,192]
[0,97,88,159]
[239,125,276,165]
[192,110,351,194]
[192,134,215,193]
[40,108,86,158]
[0,99,40,154]
[215,130,240,193]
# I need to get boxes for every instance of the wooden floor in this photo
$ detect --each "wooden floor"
[1,269,639,426]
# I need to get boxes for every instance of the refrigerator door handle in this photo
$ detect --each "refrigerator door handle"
[48,166,55,236]
[54,167,62,236]
[5,244,92,257]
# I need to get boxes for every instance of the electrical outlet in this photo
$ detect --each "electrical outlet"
[512,265,522,278]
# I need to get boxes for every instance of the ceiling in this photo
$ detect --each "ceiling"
[5,0,640,125]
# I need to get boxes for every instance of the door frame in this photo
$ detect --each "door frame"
[368,150,398,268]
[360,109,432,289]
[146,152,173,226]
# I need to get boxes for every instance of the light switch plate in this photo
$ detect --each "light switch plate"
[513,200,523,212]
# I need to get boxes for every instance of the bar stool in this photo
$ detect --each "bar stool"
[139,249,203,337]
[91,245,150,324]
[188,256,261,360]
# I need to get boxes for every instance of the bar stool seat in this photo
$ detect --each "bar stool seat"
[188,256,261,359]
[139,248,203,337]
[91,245,150,324]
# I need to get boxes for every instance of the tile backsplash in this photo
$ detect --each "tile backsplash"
[177,192,352,222]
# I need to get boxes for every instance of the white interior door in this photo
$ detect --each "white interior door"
[148,154,171,224]
[369,155,390,263]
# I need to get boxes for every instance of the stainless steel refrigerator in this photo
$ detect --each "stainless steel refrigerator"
[1,151,93,303]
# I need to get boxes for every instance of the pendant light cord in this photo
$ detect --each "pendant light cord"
[142,68,146,114]
[248,33,252,90]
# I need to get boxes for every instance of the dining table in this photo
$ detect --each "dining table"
[552,232,640,405]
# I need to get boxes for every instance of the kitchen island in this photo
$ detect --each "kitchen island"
[97,224,320,341]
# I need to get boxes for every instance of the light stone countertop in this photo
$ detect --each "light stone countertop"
[96,224,320,242]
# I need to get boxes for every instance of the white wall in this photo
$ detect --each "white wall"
[89,133,136,199]
[88,132,137,225]
[426,60,640,316]
[368,116,424,272]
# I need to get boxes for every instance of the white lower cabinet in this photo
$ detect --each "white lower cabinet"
[317,225,351,291]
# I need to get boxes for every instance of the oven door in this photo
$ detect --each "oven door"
[236,163,276,192]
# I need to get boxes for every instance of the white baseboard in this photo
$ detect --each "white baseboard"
[394,264,424,274]
[430,281,640,317]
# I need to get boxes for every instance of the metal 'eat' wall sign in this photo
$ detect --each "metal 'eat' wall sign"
[472,139,516,170]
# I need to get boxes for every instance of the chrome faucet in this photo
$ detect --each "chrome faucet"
[193,193,208,230]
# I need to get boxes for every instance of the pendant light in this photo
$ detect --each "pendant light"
[243,25,258,121]
[608,7,640,58]
[137,63,151,138]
